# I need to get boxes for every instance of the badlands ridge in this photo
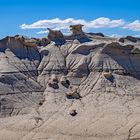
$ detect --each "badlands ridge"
[0,25,140,140]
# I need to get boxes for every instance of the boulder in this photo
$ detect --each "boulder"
[60,76,70,88]
[69,109,77,116]
[47,79,59,89]
[103,72,113,78]
[65,89,81,99]
[119,38,125,43]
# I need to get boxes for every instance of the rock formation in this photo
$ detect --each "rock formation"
[69,109,77,116]
[68,24,92,43]
[70,24,85,36]
[0,27,140,140]
[87,32,105,37]
[119,36,140,43]
[47,28,66,45]
[35,37,50,47]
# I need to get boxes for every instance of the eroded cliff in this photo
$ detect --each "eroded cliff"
[0,26,140,140]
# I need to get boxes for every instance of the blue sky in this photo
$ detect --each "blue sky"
[0,0,140,39]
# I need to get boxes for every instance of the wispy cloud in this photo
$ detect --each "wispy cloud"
[20,18,86,30]
[123,20,140,31]
[20,17,140,34]
[20,17,125,34]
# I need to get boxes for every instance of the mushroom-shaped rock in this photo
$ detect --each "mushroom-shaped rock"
[69,24,92,43]
[103,72,113,79]
[48,79,53,87]
[47,79,59,89]
[69,109,77,116]
[47,28,65,45]
[60,76,70,88]
[47,74,59,89]
[39,98,45,106]
[70,24,85,36]
[103,71,114,82]
[66,90,81,99]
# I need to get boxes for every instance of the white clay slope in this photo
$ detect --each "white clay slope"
[0,32,140,140]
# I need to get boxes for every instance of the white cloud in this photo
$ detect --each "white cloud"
[20,17,140,34]
[20,17,125,34]
[87,18,125,28]
[20,18,86,30]
[124,20,140,31]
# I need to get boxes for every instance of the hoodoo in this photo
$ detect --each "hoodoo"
[47,28,66,45]
[70,24,85,36]
[69,24,92,43]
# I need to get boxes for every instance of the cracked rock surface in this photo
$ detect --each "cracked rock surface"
[0,34,140,140]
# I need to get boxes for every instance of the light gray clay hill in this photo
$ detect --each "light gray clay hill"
[0,25,140,140]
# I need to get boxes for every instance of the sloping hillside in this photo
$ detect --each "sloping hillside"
[0,25,140,140]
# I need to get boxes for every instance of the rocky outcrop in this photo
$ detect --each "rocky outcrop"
[126,36,139,42]
[70,24,85,36]
[47,25,92,44]
[0,32,140,140]
[65,24,92,43]
[119,36,140,43]
[34,37,50,47]
[47,28,66,45]
[87,32,105,37]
